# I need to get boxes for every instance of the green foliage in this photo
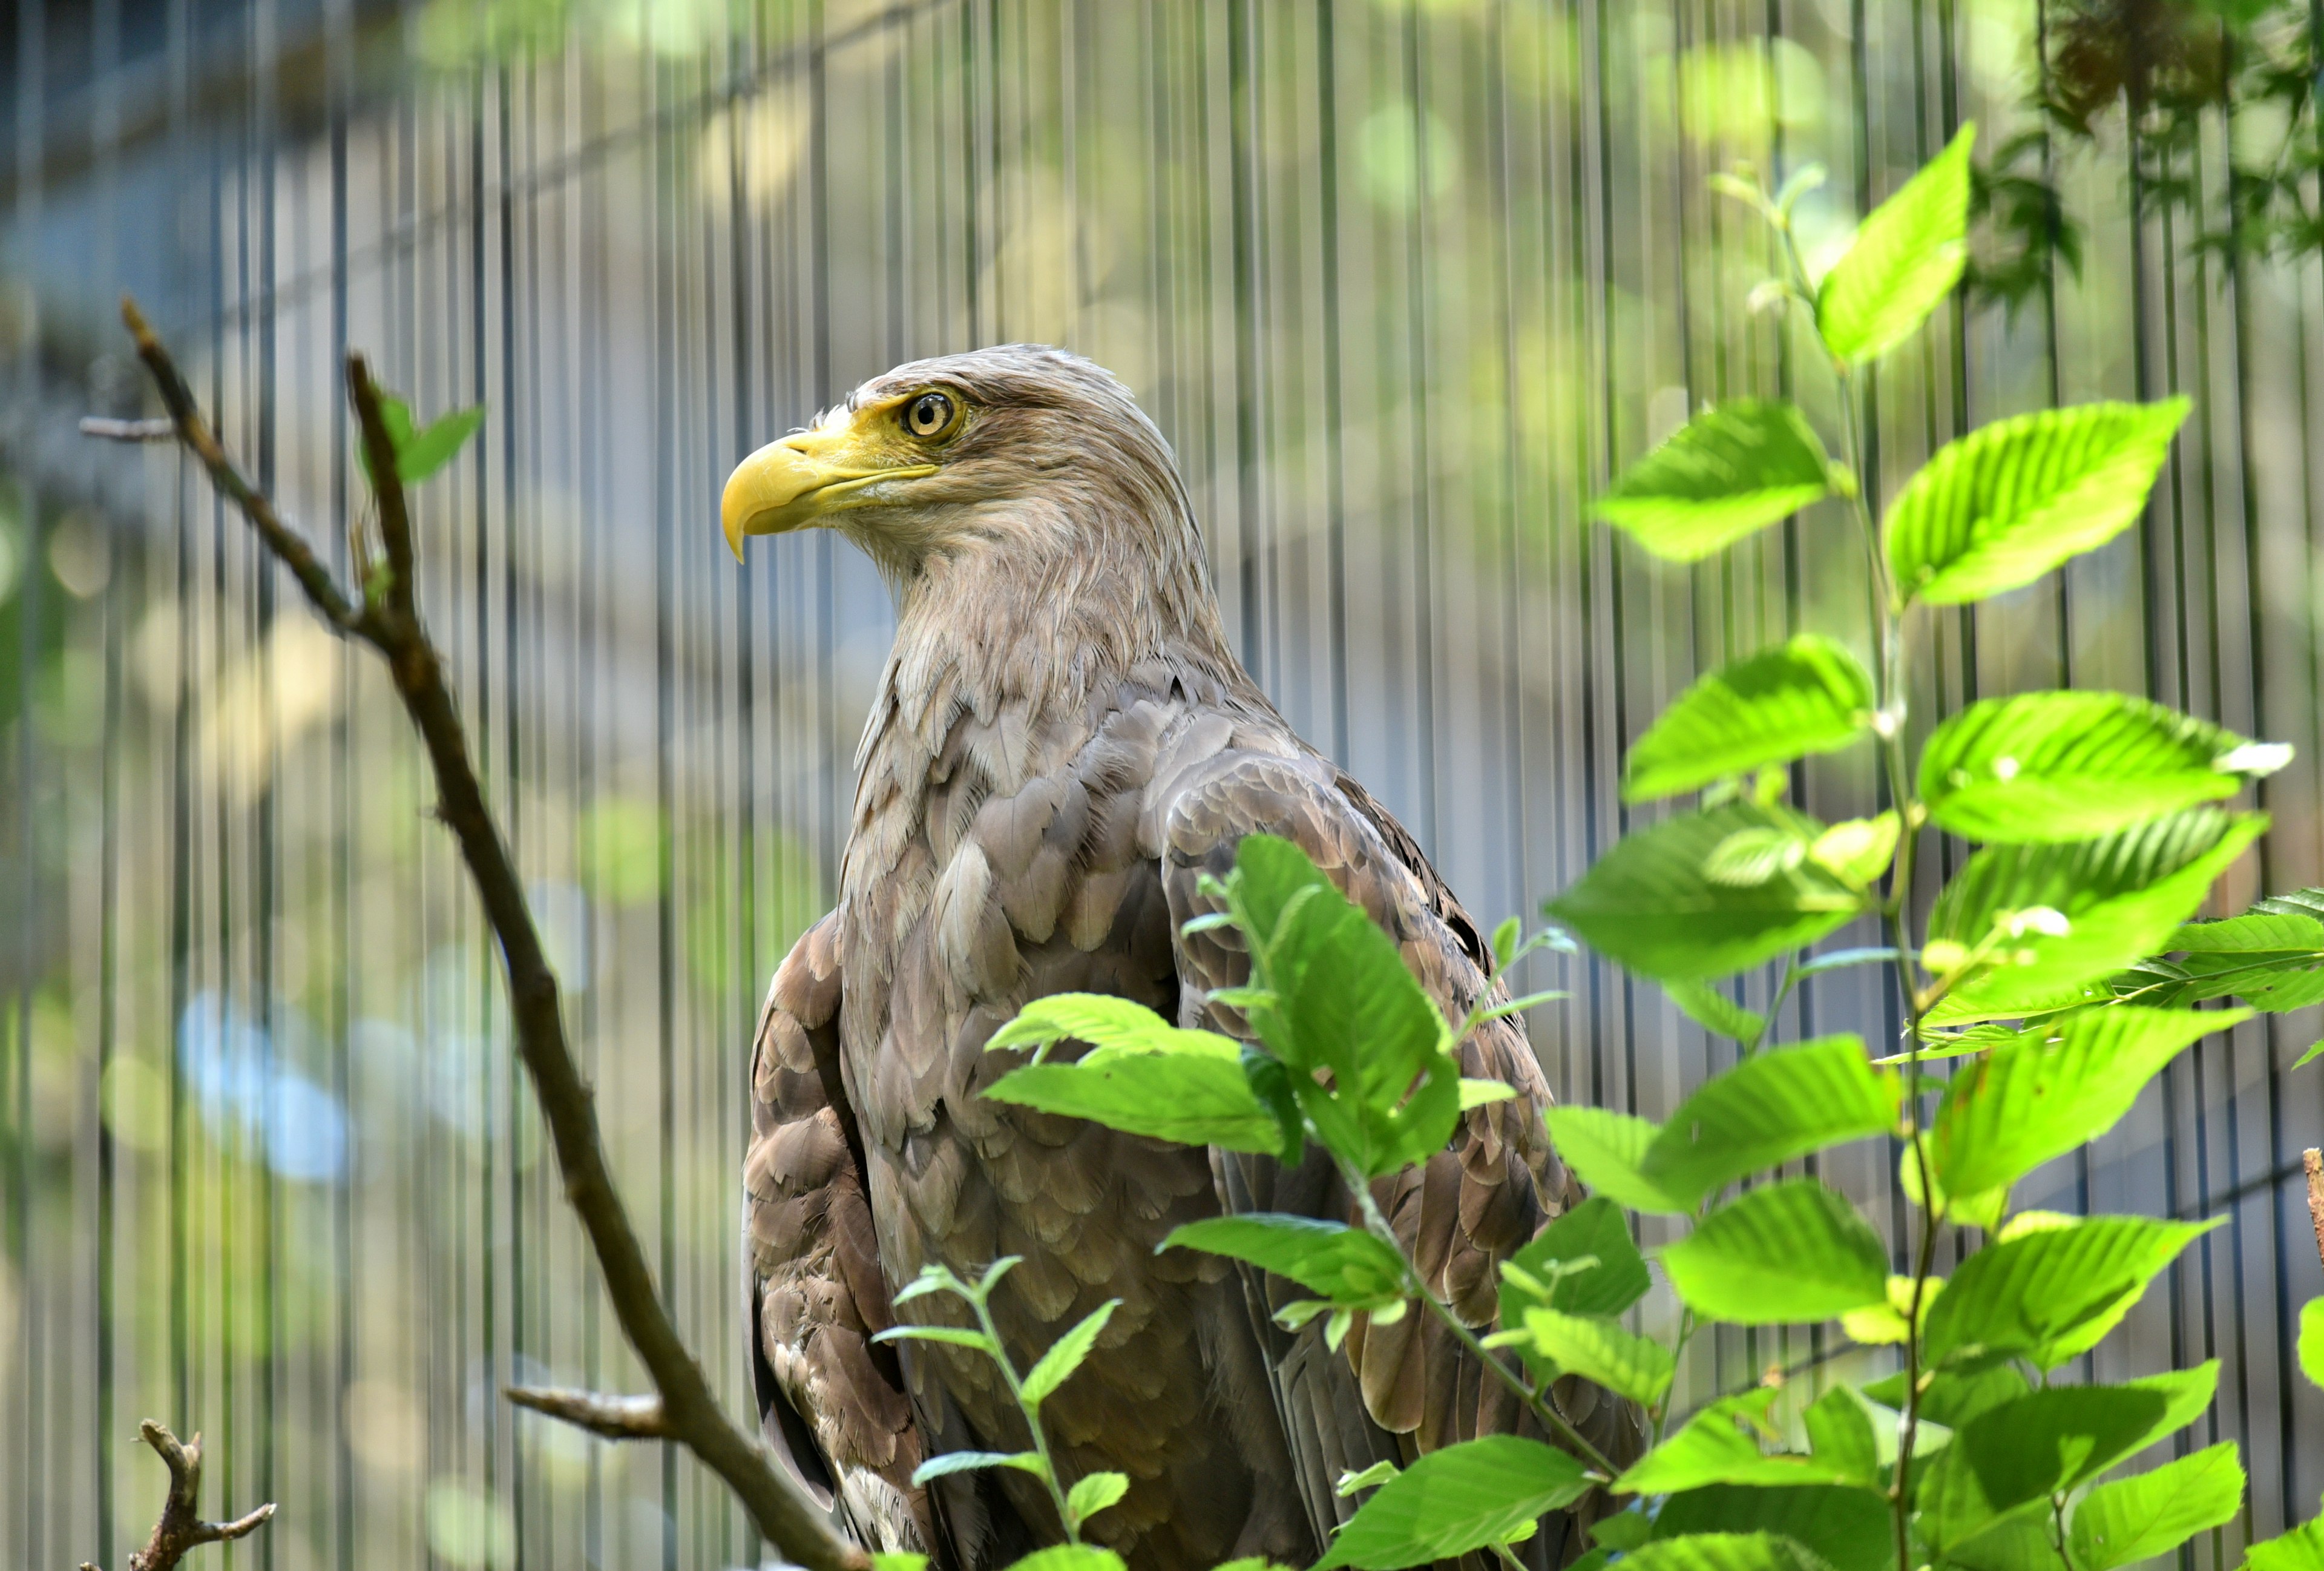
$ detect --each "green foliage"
[360,391,487,487]
[1497,1306,1675,1407]
[1885,400,2190,606]
[1817,122,1977,364]
[2249,1521,2324,1571]
[1919,691,2282,842]
[1653,1485,1894,1571]
[2302,1297,2324,1388]
[1159,1214,1407,1348]
[1309,1437,1591,1570]
[1922,1219,2221,1369]
[1659,1179,1890,1324]
[1497,1195,1652,1325]
[1590,401,1835,562]
[1622,636,1875,801]
[2067,1443,2245,1571]
[1614,1389,1854,1492]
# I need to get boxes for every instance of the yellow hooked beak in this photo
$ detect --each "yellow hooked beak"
[720,423,938,561]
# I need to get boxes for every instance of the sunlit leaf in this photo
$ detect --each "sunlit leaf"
[1020,1299,1120,1408]
[2248,1521,2324,1571]
[1921,1214,2222,1369]
[1623,636,1875,801]
[1926,809,2265,1019]
[1932,1006,2242,1197]
[1548,803,1865,983]
[1613,1389,1850,1492]
[1618,1535,1822,1571]
[1063,1471,1131,1525]
[1801,1386,1883,1487]
[986,993,1240,1064]
[1000,1547,1127,1571]
[1509,1307,1675,1408]
[1499,1194,1653,1331]
[1544,1106,1684,1214]
[1886,398,2189,606]
[1640,1036,1898,1208]
[1917,1385,2170,1553]
[1159,1214,1407,1310]
[913,1449,1048,1484]
[2067,1443,2244,1571]
[1663,980,1765,1044]
[396,403,487,484]
[2300,1297,2324,1389]
[1592,401,1835,562]
[980,1058,1283,1153]
[1816,122,1975,363]
[1920,691,2278,842]
[1311,1437,1592,1570]
[2156,907,2324,1012]
[1653,1484,1891,1571]
[1658,1180,1889,1324]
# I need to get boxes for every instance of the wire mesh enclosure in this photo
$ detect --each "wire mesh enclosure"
[4,0,2323,1566]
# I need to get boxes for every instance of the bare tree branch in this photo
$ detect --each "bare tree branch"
[105,297,867,1571]
[507,1386,673,1440]
[74,1421,276,1571]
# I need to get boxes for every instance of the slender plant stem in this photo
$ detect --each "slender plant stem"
[959,1287,1084,1543]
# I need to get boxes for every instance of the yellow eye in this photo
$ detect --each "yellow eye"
[904,391,956,440]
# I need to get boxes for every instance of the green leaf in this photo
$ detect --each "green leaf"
[1658,1180,1890,1324]
[356,394,418,488]
[1623,636,1876,801]
[1544,1106,1686,1214]
[1000,1548,1127,1571]
[1618,1535,1821,1571]
[2248,1522,2324,1571]
[1511,1308,1675,1408]
[1019,1299,1119,1408]
[1593,1512,1655,1551]
[1591,401,1835,563]
[872,1555,930,1571]
[1945,1519,2069,1571]
[1336,1461,1400,1497]
[2156,908,2324,1012]
[1926,809,2266,1019]
[1802,1386,1884,1487]
[1243,843,1463,1176]
[1063,1470,1131,1525]
[2067,1442,2244,1571]
[1886,398,2190,606]
[1817,122,1976,363]
[873,1324,998,1352]
[1459,1078,1518,1110]
[2300,1297,2324,1388]
[396,404,487,484]
[1654,1485,1892,1571]
[1547,802,1865,983]
[1159,1215,1407,1309]
[980,1058,1284,1153]
[1613,1389,1851,1492]
[1920,691,2278,843]
[912,1449,1047,1484]
[1640,1036,1899,1209]
[1922,1214,2222,1370]
[986,993,1239,1064]
[2297,1039,2324,1070]
[1499,1195,1652,1329]
[1310,1436,1592,1570]
[1932,1006,2242,1198]
[1917,1385,2170,1553]
[1664,981,1766,1044]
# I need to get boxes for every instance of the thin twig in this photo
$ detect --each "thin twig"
[105,297,867,1571]
[78,416,179,442]
[507,1387,672,1440]
[76,1421,276,1571]
[2303,1148,2323,1272]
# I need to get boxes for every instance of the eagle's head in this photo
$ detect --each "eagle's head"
[721,344,1200,587]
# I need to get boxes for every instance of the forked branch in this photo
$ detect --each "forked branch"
[109,297,867,1571]
[76,1421,274,1571]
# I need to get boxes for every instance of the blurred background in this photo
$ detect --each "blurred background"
[4,0,2323,1565]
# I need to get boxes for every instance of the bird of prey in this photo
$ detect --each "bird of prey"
[726,346,1640,1571]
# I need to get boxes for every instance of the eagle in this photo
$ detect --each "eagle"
[724,346,1641,1571]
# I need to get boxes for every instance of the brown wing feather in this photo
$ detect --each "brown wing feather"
[746,912,936,1555]
[1155,743,1647,1561]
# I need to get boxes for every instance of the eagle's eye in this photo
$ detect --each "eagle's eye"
[903,391,957,441]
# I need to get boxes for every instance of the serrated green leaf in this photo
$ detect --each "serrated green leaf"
[873,1324,998,1352]
[2297,1039,2324,1070]
[1922,1214,2222,1369]
[1659,1179,1890,1324]
[1920,691,2276,843]
[1623,636,1876,801]
[980,1058,1282,1153]
[1932,1006,2241,1198]
[396,403,487,484]
[1886,397,2189,606]
[1927,809,2267,1019]
[1019,1299,1119,1408]
[1063,1470,1130,1524]
[986,993,1239,1064]
[2155,908,2324,1012]
[2248,1521,2324,1571]
[1548,802,1865,983]
[1664,980,1767,1044]
[1620,1534,1822,1571]
[2300,1297,2324,1388]
[1159,1214,1407,1308]
[2067,1442,2244,1571]
[1613,1389,1851,1492]
[1802,1385,1885,1487]
[1946,1518,2069,1571]
[1499,1195,1652,1332]
[1653,1484,1892,1571]
[1512,1307,1675,1408]
[1817,122,1975,363]
[1592,401,1835,562]
[1545,1105,1686,1214]
[912,1449,1047,1484]
[1917,1384,2171,1553]
[1311,1436,1592,1570]
[1641,1036,1898,1208]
